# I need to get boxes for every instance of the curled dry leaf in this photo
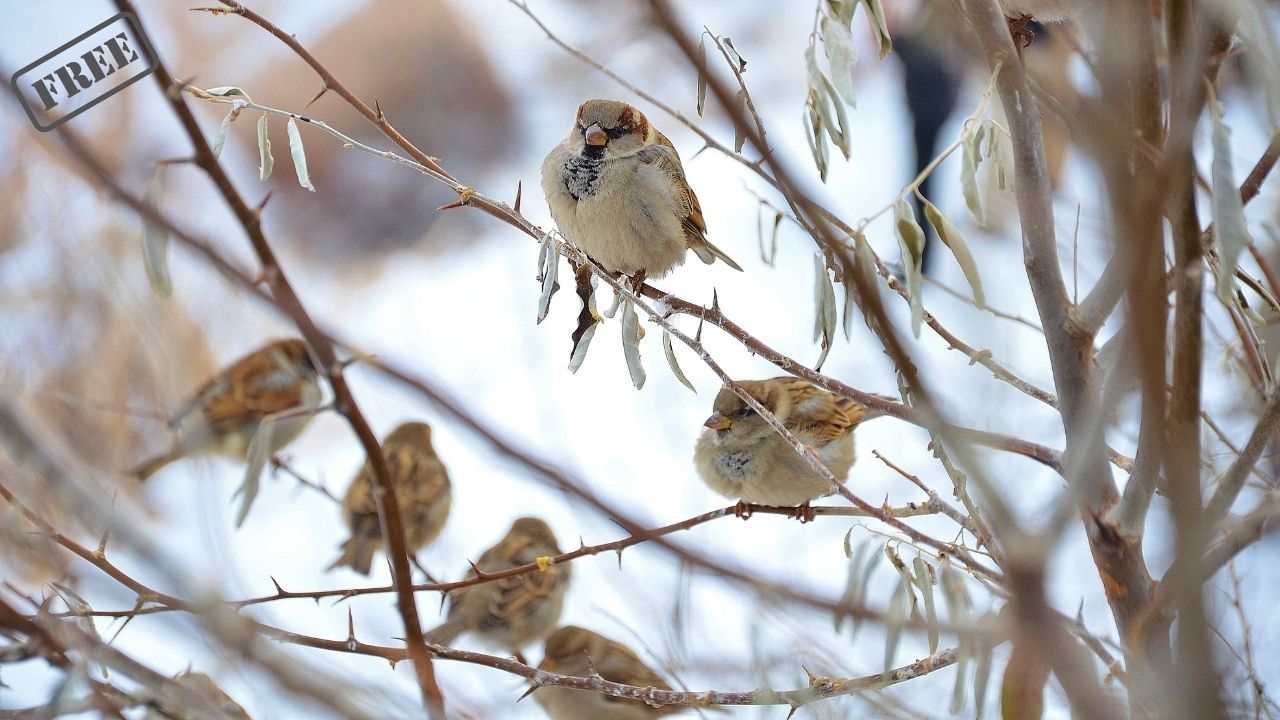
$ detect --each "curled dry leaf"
[913,556,939,654]
[536,236,560,324]
[893,198,926,337]
[568,263,600,373]
[923,198,986,308]
[661,329,696,392]
[620,297,646,390]
[212,107,235,158]
[813,254,838,370]
[961,125,986,225]
[696,33,708,117]
[820,13,857,107]
[203,86,252,101]
[257,114,274,181]
[861,0,893,59]
[286,117,316,192]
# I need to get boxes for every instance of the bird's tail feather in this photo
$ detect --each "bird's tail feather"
[691,239,743,271]
[423,617,465,647]
[327,537,377,576]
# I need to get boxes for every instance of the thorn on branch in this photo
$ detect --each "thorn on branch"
[516,682,540,703]
[270,576,286,595]
[373,98,385,122]
[514,181,523,214]
[254,189,274,215]
[346,607,357,648]
[304,83,329,109]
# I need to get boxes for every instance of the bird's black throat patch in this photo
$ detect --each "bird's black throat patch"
[562,151,603,200]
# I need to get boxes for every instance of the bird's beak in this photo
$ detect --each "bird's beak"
[703,413,732,431]
[584,124,607,147]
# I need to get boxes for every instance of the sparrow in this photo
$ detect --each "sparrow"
[541,99,742,287]
[143,670,252,720]
[328,421,452,575]
[130,339,322,481]
[425,517,569,652]
[694,378,879,519]
[536,625,682,720]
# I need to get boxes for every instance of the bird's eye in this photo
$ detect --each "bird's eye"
[734,408,754,419]
[606,126,628,139]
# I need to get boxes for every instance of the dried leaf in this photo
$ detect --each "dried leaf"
[620,297,646,390]
[696,33,708,117]
[537,237,560,324]
[861,0,893,59]
[844,230,876,339]
[817,72,851,158]
[568,264,600,372]
[204,86,252,101]
[974,638,994,720]
[804,90,830,182]
[923,199,986,308]
[827,0,855,25]
[767,211,782,265]
[913,556,939,654]
[720,37,747,73]
[235,416,277,527]
[140,169,172,297]
[257,114,274,181]
[944,561,973,713]
[813,255,837,370]
[834,539,869,631]
[821,15,857,106]
[804,45,832,180]
[286,117,316,192]
[567,323,598,373]
[961,129,986,225]
[734,88,749,153]
[893,198,926,337]
[1210,94,1251,303]
[212,108,234,158]
[662,329,696,392]
[883,577,908,676]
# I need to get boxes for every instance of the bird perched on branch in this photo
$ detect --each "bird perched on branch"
[694,378,884,521]
[425,517,569,652]
[328,422,452,575]
[130,339,322,481]
[535,626,681,720]
[541,99,741,289]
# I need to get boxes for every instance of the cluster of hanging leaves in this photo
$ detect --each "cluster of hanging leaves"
[888,119,1002,337]
[538,245,695,393]
[140,86,317,300]
[838,535,996,716]
[804,0,891,181]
